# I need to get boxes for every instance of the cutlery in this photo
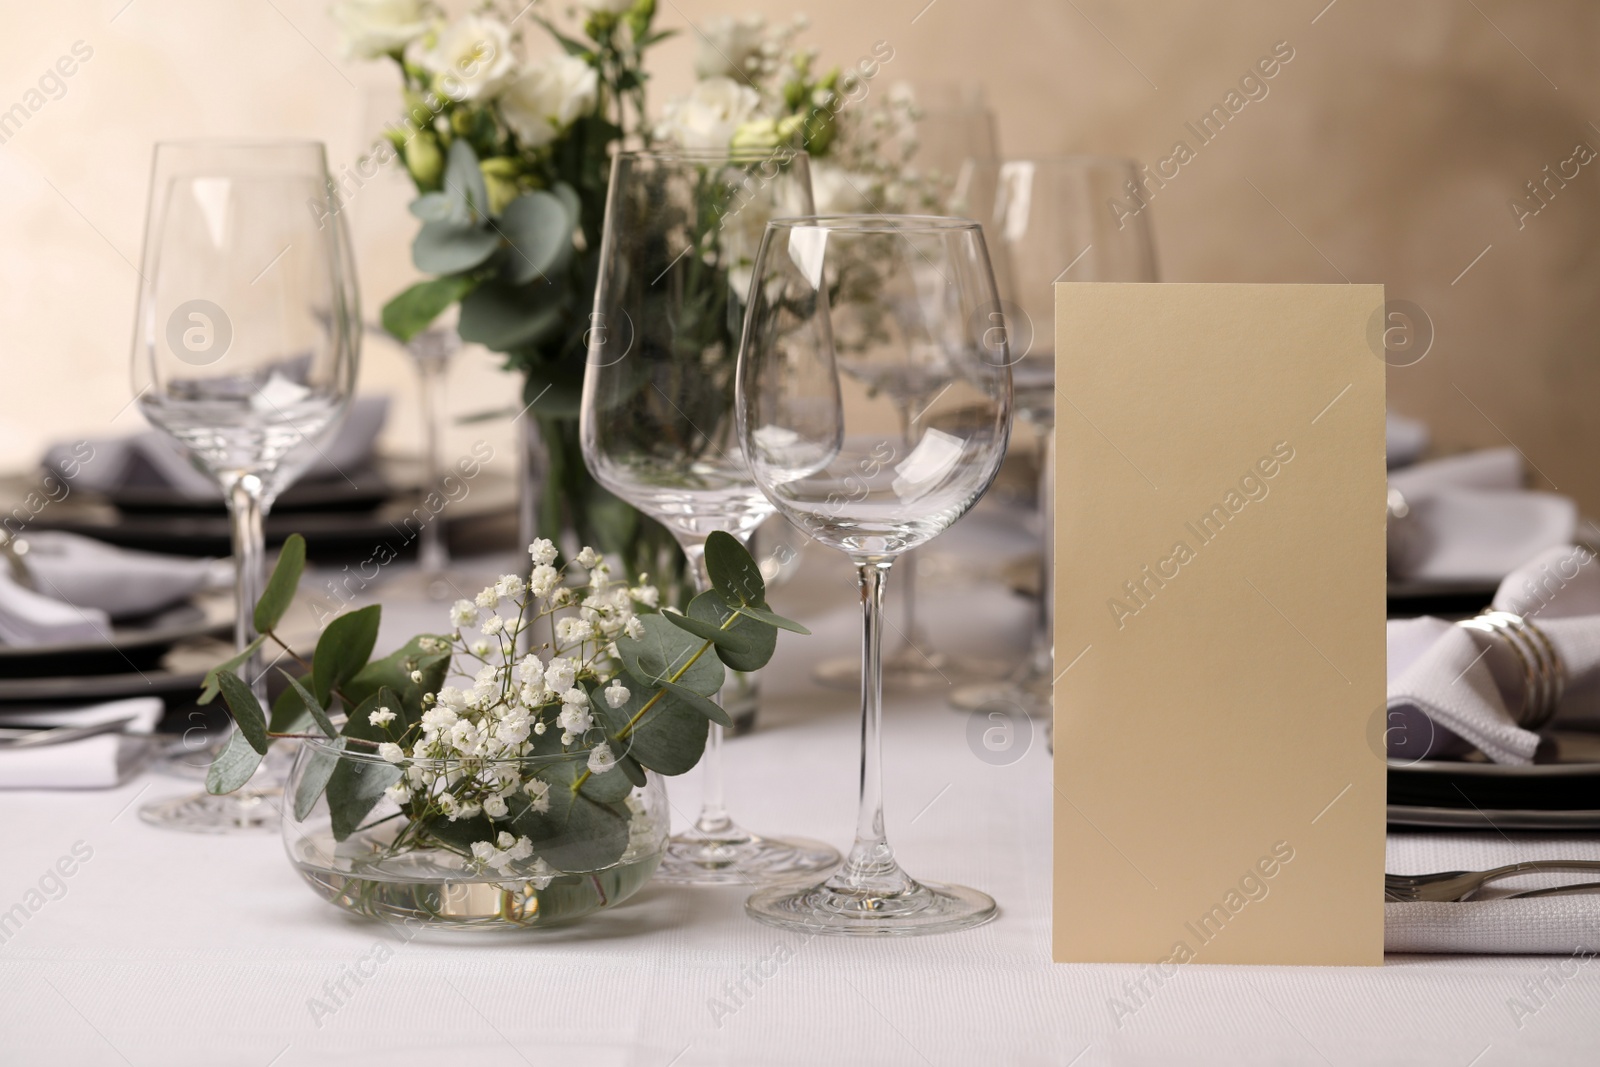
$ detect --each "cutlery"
[1385,861,1600,902]
[0,716,139,749]
[1509,881,1600,899]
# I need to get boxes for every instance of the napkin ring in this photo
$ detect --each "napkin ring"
[1458,609,1565,731]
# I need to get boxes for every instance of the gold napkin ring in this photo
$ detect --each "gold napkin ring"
[1459,610,1564,732]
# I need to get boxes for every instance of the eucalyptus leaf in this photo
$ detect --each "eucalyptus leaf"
[340,688,402,745]
[656,679,733,729]
[704,530,766,608]
[216,671,268,755]
[412,218,499,274]
[551,181,581,223]
[617,753,647,788]
[496,191,573,285]
[293,736,345,820]
[596,686,707,776]
[578,758,634,804]
[346,638,450,733]
[458,281,564,351]
[199,634,267,705]
[442,138,489,221]
[312,604,381,704]
[267,679,314,733]
[381,275,478,342]
[508,760,629,871]
[326,754,402,841]
[734,603,811,635]
[206,730,264,795]
[616,614,724,697]
[685,589,777,672]
[424,811,495,852]
[253,534,306,634]
[279,670,338,738]
[409,190,464,224]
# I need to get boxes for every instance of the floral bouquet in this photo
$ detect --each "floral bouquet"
[203,531,806,926]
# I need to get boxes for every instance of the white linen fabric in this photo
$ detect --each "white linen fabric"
[41,394,390,501]
[1387,544,1600,763]
[0,697,162,788]
[1387,447,1575,583]
[0,567,108,646]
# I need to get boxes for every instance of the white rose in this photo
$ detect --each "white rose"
[499,55,599,148]
[332,0,434,59]
[656,77,761,151]
[407,15,516,102]
[693,14,767,81]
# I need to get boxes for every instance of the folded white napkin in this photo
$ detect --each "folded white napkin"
[0,697,162,789]
[43,394,389,502]
[1386,831,1600,954]
[1388,447,1576,583]
[1388,544,1600,763]
[0,533,226,646]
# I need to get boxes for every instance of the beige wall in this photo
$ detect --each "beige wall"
[3,2,1597,508]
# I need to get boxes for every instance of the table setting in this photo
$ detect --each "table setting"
[3,1,1600,1064]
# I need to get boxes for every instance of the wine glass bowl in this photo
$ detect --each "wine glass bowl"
[738,214,1011,934]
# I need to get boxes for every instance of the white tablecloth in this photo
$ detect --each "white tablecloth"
[2,509,1598,1066]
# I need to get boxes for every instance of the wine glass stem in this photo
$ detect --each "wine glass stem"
[847,559,895,877]
[225,473,269,705]
[678,538,734,836]
[415,355,448,577]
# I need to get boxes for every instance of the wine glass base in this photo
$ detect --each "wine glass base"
[654,827,840,887]
[746,876,997,936]
[138,789,281,833]
[812,652,1008,692]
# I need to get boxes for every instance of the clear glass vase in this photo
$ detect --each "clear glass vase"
[281,741,667,931]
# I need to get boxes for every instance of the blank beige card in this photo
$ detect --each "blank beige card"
[1051,283,1386,965]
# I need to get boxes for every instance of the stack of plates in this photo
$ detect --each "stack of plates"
[1389,730,1600,829]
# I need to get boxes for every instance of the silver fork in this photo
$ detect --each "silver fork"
[1385,861,1600,902]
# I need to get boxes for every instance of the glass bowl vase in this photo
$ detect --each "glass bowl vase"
[281,739,667,931]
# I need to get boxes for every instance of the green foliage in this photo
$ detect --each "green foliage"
[381,275,479,342]
[198,634,265,705]
[293,737,345,821]
[205,730,263,795]
[312,605,381,704]
[216,671,268,755]
[253,534,305,634]
[615,613,724,697]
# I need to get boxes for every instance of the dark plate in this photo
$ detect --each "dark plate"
[107,464,393,514]
[1388,730,1600,812]
[1388,805,1600,830]
[0,598,232,677]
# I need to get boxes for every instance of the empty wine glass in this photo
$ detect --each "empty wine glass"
[949,157,1158,719]
[580,148,839,886]
[132,140,360,832]
[738,215,1012,935]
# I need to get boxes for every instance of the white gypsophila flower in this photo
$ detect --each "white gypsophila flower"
[507,835,533,861]
[587,742,616,774]
[409,670,422,682]
[483,795,508,819]
[555,617,593,643]
[657,77,761,151]
[560,686,588,706]
[499,54,599,148]
[449,599,478,627]
[575,546,601,569]
[438,792,461,818]
[435,686,468,712]
[528,563,560,598]
[406,14,516,102]
[495,574,525,598]
[812,163,873,214]
[470,840,496,863]
[418,636,445,653]
[589,560,612,591]
[533,721,548,735]
[421,706,459,734]
[558,703,593,737]
[692,13,767,81]
[516,653,545,683]
[377,742,404,763]
[481,615,505,637]
[369,706,396,727]
[528,538,558,566]
[623,616,645,640]
[331,0,433,59]
[528,856,555,889]
[471,639,492,657]
[544,657,576,692]
[475,585,501,610]
[524,778,551,811]
[383,780,412,805]
[449,718,485,755]
[405,763,427,786]
[630,584,659,608]
[604,679,630,709]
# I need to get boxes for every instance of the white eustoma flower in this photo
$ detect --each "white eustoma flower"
[368,706,396,727]
[499,54,599,148]
[407,15,516,102]
[692,14,767,81]
[483,795,508,819]
[544,657,577,692]
[331,0,433,59]
[528,563,560,598]
[377,742,404,763]
[604,679,630,709]
[656,77,761,150]
[524,778,552,812]
[555,617,593,643]
[558,702,593,737]
[449,599,478,627]
[529,538,558,566]
[587,741,617,774]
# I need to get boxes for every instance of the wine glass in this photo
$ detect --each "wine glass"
[809,82,1003,694]
[580,148,840,886]
[949,157,1158,718]
[738,215,1012,935]
[132,140,360,832]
